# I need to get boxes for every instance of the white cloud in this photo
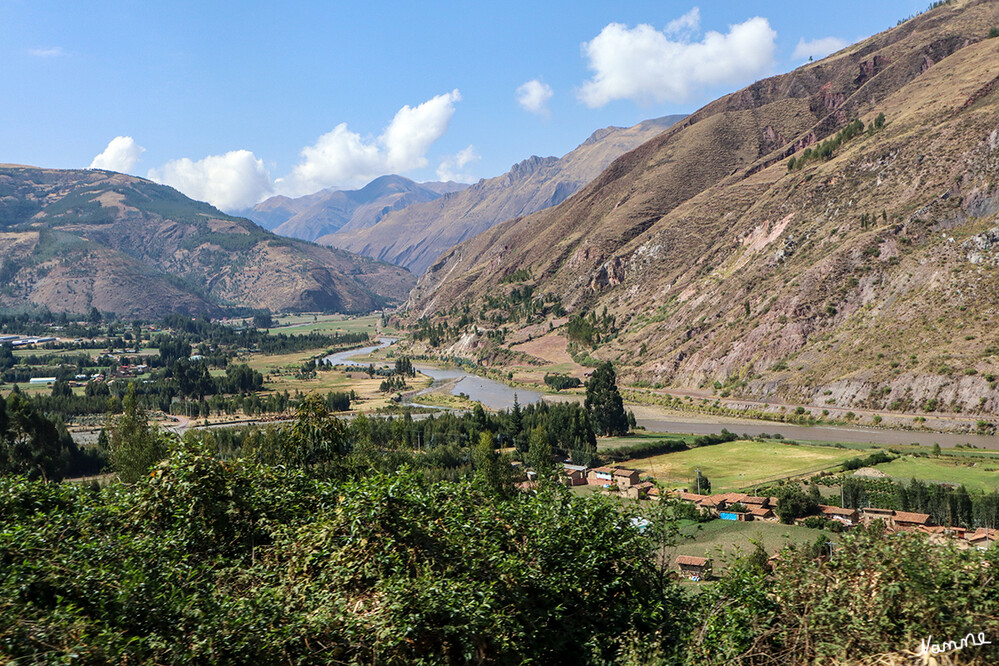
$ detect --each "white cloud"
[792,36,848,61]
[665,7,700,36]
[148,150,273,211]
[516,79,554,117]
[29,47,65,57]
[280,89,462,195]
[436,145,481,182]
[89,136,145,173]
[578,10,777,107]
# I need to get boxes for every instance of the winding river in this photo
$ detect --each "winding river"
[323,338,540,410]
[325,339,999,450]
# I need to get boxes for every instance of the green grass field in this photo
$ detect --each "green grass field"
[669,519,836,570]
[871,455,999,492]
[627,440,861,492]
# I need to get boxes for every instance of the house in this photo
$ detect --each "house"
[818,505,860,526]
[588,466,616,486]
[561,464,588,487]
[587,466,641,488]
[748,505,776,521]
[861,507,932,532]
[625,481,655,500]
[966,528,998,549]
[675,555,712,580]
[892,511,932,531]
[861,507,895,526]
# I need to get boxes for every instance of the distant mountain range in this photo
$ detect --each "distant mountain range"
[0,166,414,318]
[241,176,469,242]
[407,0,999,415]
[317,115,685,275]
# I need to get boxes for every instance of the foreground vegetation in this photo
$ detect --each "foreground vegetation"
[2,405,998,664]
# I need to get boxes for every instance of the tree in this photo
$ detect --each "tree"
[584,362,629,437]
[842,477,867,509]
[774,484,819,524]
[281,393,351,480]
[526,425,556,484]
[252,310,273,329]
[107,383,167,483]
[472,431,514,498]
[694,469,711,494]
[0,392,76,481]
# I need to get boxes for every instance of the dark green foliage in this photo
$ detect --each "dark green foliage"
[543,372,582,390]
[393,355,414,376]
[585,361,629,437]
[774,484,819,524]
[790,118,869,170]
[684,527,998,663]
[252,310,273,329]
[602,437,688,462]
[842,476,868,509]
[842,450,893,470]
[0,391,78,481]
[0,456,678,664]
[521,401,598,465]
[106,383,168,483]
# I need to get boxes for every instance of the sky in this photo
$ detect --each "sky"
[1,1,931,211]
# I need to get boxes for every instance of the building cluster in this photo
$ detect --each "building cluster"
[550,462,998,568]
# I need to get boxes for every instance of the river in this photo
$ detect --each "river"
[325,339,999,450]
[323,339,540,410]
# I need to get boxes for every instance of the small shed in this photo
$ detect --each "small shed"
[675,555,712,580]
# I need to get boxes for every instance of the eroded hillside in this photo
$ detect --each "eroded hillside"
[407,0,999,416]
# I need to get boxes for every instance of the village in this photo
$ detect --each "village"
[519,460,999,580]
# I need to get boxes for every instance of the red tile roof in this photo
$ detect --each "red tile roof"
[675,555,711,567]
[893,511,931,525]
[818,505,858,517]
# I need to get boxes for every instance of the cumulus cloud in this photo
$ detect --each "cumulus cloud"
[89,136,145,173]
[29,47,65,57]
[280,89,462,195]
[436,145,481,182]
[578,9,777,107]
[516,79,554,116]
[148,150,273,211]
[792,36,848,61]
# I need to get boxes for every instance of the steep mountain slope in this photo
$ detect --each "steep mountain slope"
[408,0,999,415]
[320,115,685,275]
[244,175,468,242]
[0,166,415,318]
[239,188,335,231]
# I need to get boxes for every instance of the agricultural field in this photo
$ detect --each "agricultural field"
[598,431,702,450]
[669,519,837,571]
[626,440,863,492]
[870,454,999,492]
[265,313,394,336]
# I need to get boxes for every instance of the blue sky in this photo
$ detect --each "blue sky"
[2,1,929,210]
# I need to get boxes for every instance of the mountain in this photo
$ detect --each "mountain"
[0,166,415,318]
[318,115,686,275]
[407,0,999,415]
[242,175,469,241]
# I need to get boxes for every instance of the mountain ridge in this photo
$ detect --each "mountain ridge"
[0,166,415,317]
[242,175,469,242]
[318,114,686,275]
